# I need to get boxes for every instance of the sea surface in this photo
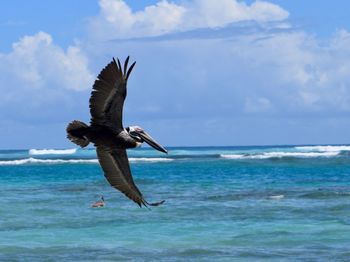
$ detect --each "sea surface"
[1,145,350,261]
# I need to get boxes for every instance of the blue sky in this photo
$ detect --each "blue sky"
[1,0,350,149]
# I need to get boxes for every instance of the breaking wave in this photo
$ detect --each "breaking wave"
[1,145,349,165]
[220,151,339,159]
[295,145,350,152]
[0,158,98,165]
[29,149,77,155]
[0,157,173,166]
[129,158,173,162]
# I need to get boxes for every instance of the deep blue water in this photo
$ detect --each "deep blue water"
[1,145,350,261]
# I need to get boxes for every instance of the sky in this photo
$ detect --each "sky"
[1,0,350,149]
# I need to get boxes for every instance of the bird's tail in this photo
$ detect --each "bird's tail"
[66,120,90,148]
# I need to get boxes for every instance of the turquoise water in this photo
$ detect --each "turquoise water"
[1,145,350,261]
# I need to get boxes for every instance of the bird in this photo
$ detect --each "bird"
[66,56,167,207]
[91,195,105,208]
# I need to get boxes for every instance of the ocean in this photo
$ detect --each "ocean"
[1,145,350,261]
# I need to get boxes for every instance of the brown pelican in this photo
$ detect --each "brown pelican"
[66,57,167,207]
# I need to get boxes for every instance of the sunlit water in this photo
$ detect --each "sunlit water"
[1,145,350,261]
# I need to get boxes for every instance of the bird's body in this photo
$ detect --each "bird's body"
[70,124,137,149]
[66,57,167,207]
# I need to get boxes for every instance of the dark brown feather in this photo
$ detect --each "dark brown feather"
[124,56,129,75]
[96,146,147,207]
[126,62,136,81]
[89,57,135,130]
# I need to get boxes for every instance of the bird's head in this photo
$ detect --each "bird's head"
[126,126,167,154]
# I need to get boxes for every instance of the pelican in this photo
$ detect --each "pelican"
[66,57,167,207]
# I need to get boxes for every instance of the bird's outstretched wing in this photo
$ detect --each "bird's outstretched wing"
[96,146,145,207]
[89,57,136,130]
[96,146,164,207]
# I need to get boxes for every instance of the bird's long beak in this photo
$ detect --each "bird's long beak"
[139,131,168,154]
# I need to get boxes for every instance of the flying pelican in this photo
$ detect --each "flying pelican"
[66,57,167,207]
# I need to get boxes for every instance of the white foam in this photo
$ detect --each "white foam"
[268,195,284,199]
[0,157,173,165]
[0,158,98,165]
[219,154,245,159]
[258,151,339,158]
[295,145,350,152]
[29,149,77,155]
[221,151,339,159]
[129,158,173,162]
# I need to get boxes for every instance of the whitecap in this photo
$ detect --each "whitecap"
[29,149,77,155]
[295,145,350,152]
[0,157,173,165]
[268,195,284,200]
[219,154,245,159]
[220,151,339,159]
[257,151,339,158]
[129,158,173,162]
[0,158,98,165]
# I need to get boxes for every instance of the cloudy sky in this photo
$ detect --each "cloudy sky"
[1,0,350,149]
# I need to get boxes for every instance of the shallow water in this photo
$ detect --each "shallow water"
[1,145,350,261]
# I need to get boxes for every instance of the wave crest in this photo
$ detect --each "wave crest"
[295,145,350,152]
[0,158,98,165]
[130,157,173,162]
[0,157,173,165]
[221,151,339,159]
[29,149,77,155]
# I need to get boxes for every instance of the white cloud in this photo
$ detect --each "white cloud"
[88,0,289,39]
[97,27,350,119]
[0,31,94,124]
[238,30,350,112]
[0,31,93,91]
[185,0,288,28]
